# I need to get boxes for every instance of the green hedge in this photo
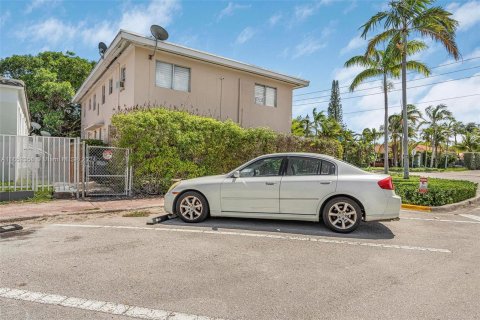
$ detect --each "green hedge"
[393,176,478,206]
[112,108,343,193]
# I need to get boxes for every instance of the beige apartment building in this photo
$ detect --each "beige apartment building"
[73,30,309,142]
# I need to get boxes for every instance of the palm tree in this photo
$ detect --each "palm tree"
[388,114,402,167]
[423,104,453,167]
[361,0,460,178]
[291,116,308,137]
[345,45,429,173]
[319,116,342,139]
[455,132,479,152]
[312,108,327,137]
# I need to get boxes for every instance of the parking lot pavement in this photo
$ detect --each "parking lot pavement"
[1,210,479,320]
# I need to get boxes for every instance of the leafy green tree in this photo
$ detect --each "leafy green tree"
[362,0,460,178]
[422,104,453,167]
[455,132,479,152]
[345,45,429,173]
[0,51,95,136]
[327,80,343,125]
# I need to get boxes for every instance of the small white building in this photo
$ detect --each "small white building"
[0,77,30,136]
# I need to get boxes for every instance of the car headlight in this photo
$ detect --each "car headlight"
[167,180,181,193]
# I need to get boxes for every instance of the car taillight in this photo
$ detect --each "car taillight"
[378,176,394,190]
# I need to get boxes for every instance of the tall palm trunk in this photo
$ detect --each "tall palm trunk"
[430,132,435,168]
[401,24,409,179]
[383,73,389,174]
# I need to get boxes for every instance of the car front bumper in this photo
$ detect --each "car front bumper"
[164,192,175,215]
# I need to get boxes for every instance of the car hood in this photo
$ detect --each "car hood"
[178,174,227,186]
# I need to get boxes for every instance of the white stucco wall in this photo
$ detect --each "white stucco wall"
[0,85,30,136]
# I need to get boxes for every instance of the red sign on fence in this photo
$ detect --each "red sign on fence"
[102,149,113,160]
[419,177,428,194]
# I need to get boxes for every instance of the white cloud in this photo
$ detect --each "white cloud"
[235,27,255,45]
[0,11,10,27]
[16,18,76,44]
[25,0,60,14]
[340,36,366,55]
[217,2,250,21]
[292,37,326,59]
[343,0,358,14]
[119,0,180,36]
[16,0,181,48]
[293,0,331,22]
[268,13,282,27]
[447,1,480,31]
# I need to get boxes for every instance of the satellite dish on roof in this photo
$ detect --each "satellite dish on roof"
[148,25,168,60]
[98,42,107,58]
[150,25,169,41]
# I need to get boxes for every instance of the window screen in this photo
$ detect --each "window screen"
[173,65,190,91]
[156,61,190,92]
[255,84,276,107]
[156,61,173,88]
[254,85,265,105]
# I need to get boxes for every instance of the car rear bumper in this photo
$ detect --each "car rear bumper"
[364,195,401,222]
[164,192,175,215]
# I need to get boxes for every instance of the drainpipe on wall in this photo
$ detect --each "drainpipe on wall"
[237,78,241,125]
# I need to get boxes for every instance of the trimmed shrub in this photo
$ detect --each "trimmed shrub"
[464,152,475,170]
[111,108,343,194]
[474,153,480,170]
[393,176,478,206]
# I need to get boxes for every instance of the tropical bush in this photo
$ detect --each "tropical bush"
[393,176,477,206]
[112,108,343,194]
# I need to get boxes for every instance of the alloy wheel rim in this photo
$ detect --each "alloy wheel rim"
[328,202,357,230]
[179,196,203,220]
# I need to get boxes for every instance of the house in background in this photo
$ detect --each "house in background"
[73,30,309,142]
[0,77,30,136]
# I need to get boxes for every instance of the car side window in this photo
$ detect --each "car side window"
[239,157,283,177]
[286,157,322,176]
[286,157,336,176]
[320,160,336,175]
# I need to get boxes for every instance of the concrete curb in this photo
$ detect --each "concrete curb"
[401,204,431,212]
[430,193,480,212]
[0,205,160,224]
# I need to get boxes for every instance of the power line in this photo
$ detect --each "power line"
[293,65,480,103]
[341,93,480,116]
[293,56,480,97]
[293,74,480,107]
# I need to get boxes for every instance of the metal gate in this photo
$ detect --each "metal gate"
[1,135,81,196]
[85,146,131,196]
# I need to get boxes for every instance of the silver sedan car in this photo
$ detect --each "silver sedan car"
[164,153,401,233]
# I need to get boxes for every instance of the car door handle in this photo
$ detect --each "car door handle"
[265,182,276,185]
[320,181,332,185]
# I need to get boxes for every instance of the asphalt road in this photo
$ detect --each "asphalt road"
[1,207,480,320]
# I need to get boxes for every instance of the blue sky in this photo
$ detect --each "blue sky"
[1,0,479,133]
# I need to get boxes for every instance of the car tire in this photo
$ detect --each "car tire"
[175,191,209,223]
[322,197,362,233]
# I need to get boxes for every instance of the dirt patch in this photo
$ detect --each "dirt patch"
[122,210,151,217]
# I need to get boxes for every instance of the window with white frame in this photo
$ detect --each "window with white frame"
[254,84,277,107]
[120,67,126,90]
[93,94,96,110]
[89,98,91,110]
[155,61,190,92]
[109,78,113,94]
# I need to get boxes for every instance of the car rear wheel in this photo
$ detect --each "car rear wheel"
[322,197,361,233]
[176,191,209,223]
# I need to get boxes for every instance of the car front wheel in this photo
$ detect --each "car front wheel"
[322,197,362,233]
[175,191,209,223]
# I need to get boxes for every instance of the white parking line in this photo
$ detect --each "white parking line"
[402,217,480,224]
[52,224,451,254]
[0,287,221,320]
[458,214,480,222]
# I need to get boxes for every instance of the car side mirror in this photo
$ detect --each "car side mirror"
[233,170,240,178]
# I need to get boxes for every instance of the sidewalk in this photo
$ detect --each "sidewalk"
[0,197,164,223]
